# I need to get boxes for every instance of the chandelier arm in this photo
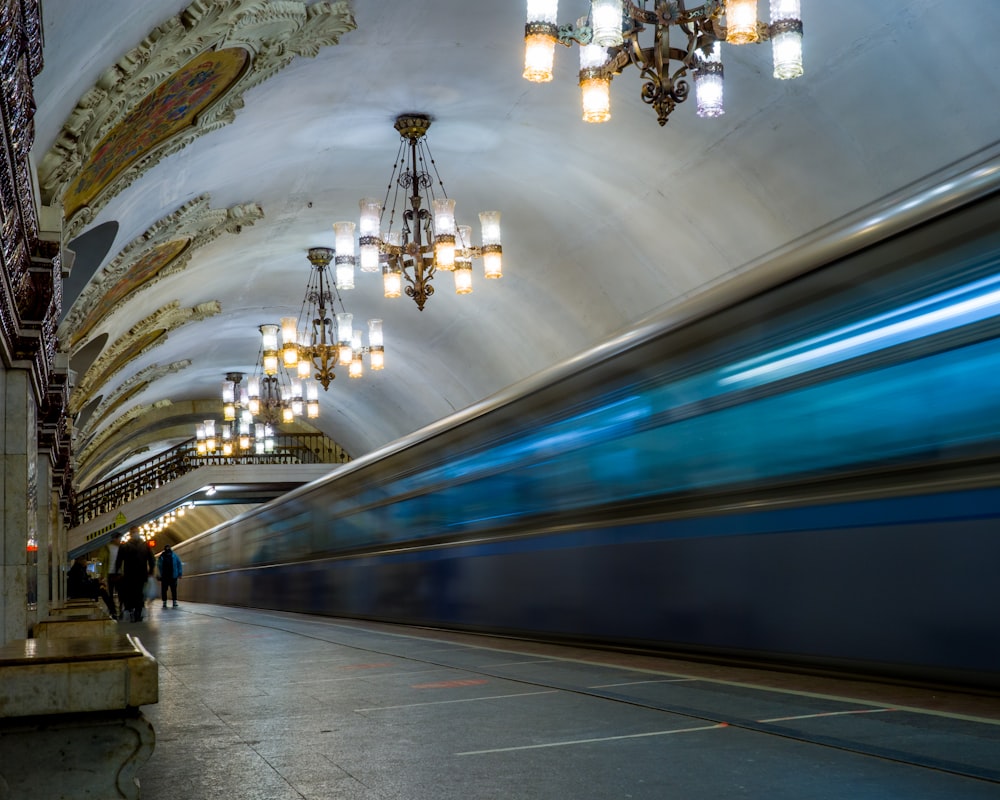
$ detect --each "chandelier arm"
[556,21,591,46]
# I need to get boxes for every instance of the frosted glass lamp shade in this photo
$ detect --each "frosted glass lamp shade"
[480,211,502,278]
[359,198,382,272]
[367,318,383,348]
[454,264,473,294]
[580,74,611,123]
[726,0,760,44]
[523,1,559,82]
[433,197,457,270]
[591,0,623,47]
[770,0,802,79]
[695,44,724,118]
[333,221,356,289]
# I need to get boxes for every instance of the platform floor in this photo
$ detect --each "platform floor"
[129,603,1000,799]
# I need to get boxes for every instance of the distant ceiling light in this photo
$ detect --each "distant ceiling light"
[523,0,803,126]
[333,114,502,312]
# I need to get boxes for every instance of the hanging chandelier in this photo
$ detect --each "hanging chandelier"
[269,246,385,391]
[194,371,278,457]
[523,0,804,126]
[333,113,503,312]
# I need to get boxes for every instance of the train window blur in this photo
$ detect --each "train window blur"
[180,197,1000,561]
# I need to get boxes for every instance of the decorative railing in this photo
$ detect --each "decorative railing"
[71,432,350,527]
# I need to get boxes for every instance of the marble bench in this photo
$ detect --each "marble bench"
[33,615,120,638]
[47,599,110,618]
[0,633,158,799]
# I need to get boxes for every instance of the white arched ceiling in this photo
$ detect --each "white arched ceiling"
[32,0,1000,484]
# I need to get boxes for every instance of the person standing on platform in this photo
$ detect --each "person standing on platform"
[98,531,123,618]
[156,545,183,608]
[115,527,155,621]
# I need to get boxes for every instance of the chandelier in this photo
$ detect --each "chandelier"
[194,371,278,456]
[270,246,385,390]
[523,0,804,126]
[332,113,503,312]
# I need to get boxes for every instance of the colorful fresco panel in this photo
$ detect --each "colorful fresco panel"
[63,47,249,218]
[71,238,191,348]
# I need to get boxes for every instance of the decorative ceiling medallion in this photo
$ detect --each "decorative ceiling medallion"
[69,300,221,414]
[60,195,263,351]
[38,0,355,238]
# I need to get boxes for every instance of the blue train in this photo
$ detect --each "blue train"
[176,149,1000,689]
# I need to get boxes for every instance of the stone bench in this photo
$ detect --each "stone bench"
[0,633,158,799]
[47,599,110,619]
[33,615,120,638]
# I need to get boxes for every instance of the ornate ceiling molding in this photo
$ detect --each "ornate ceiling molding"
[77,359,193,442]
[59,195,263,352]
[69,300,220,415]
[75,399,174,478]
[38,0,355,238]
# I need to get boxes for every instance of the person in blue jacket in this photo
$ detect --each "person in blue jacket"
[156,545,183,608]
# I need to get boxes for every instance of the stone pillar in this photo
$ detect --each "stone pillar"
[33,452,57,619]
[0,368,38,644]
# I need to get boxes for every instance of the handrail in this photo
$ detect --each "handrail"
[71,432,350,527]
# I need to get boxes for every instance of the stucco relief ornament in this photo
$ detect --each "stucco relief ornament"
[58,195,263,352]
[76,360,193,443]
[76,399,175,473]
[69,301,221,415]
[37,0,354,239]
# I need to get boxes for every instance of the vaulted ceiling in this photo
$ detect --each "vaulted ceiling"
[33,0,1000,490]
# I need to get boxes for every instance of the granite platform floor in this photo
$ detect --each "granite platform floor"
[128,602,1000,800]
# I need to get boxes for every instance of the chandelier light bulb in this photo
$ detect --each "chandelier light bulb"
[579,36,611,123]
[333,221,356,290]
[695,42,725,118]
[260,324,278,351]
[336,312,354,365]
[433,197,457,270]
[590,0,623,48]
[367,318,383,349]
[281,316,299,367]
[358,198,383,272]
[382,230,402,298]
[454,263,473,294]
[725,0,760,45]
[523,0,559,82]
[580,74,611,123]
[350,333,364,378]
[479,211,503,279]
[769,0,803,80]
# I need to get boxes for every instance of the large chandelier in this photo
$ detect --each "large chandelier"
[270,246,385,390]
[523,0,804,126]
[333,114,503,312]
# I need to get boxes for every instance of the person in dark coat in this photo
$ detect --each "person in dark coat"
[156,545,183,608]
[114,527,155,621]
[67,557,116,618]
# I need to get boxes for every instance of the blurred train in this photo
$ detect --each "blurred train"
[176,149,1000,690]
